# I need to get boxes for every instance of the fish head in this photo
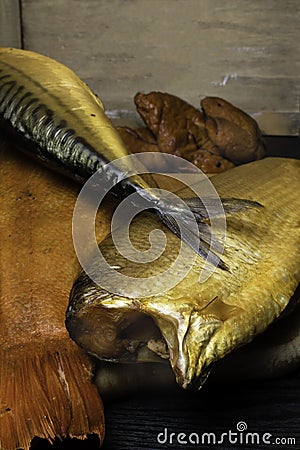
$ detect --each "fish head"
[67,158,300,390]
[66,210,250,390]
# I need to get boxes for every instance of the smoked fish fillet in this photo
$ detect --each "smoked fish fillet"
[0,143,108,450]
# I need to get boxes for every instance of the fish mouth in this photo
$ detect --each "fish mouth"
[66,303,170,365]
[66,283,300,396]
[66,286,224,390]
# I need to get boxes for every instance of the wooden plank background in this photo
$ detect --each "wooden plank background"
[9,0,299,135]
[0,0,22,48]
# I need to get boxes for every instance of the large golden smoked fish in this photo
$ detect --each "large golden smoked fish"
[0,143,107,450]
[0,47,258,269]
[67,157,300,389]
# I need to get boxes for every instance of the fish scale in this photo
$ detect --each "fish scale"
[66,157,300,389]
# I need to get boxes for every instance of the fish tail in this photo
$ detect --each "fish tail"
[156,196,262,270]
[0,341,104,450]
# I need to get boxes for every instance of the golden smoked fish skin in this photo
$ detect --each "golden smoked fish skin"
[67,157,300,389]
[0,47,136,178]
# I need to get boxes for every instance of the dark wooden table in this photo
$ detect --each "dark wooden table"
[102,369,300,450]
[31,367,300,450]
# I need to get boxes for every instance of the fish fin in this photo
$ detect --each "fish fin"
[184,196,263,220]
[219,197,263,214]
[157,195,261,270]
[157,210,229,271]
[0,341,104,450]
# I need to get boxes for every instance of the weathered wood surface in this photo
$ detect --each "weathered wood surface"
[102,370,300,449]
[0,0,22,48]
[20,0,300,134]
